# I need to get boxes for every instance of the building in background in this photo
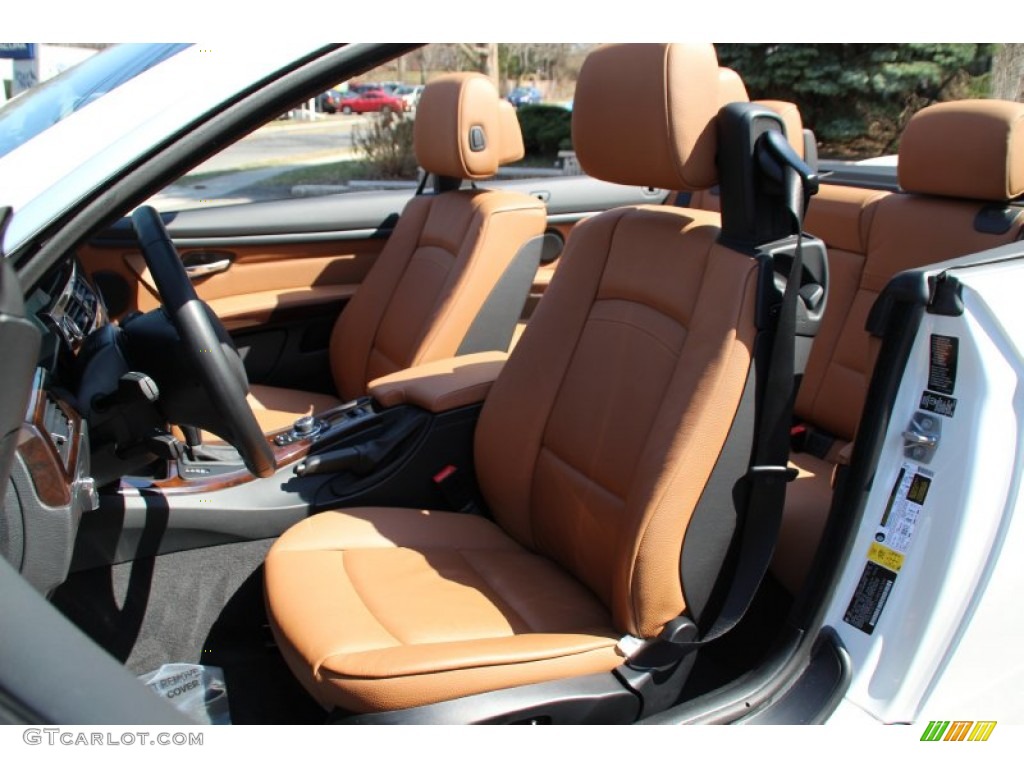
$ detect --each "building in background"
[1,43,102,102]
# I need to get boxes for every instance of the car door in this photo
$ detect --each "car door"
[813,243,1024,725]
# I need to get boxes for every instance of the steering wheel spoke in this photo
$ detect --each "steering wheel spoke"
[131,206,276,478]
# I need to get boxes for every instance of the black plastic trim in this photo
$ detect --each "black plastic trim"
[927,271,965,317]
[337,672,641,725]
[741,629,851,724]
[638,627,805,724]
[973,202,1022,235]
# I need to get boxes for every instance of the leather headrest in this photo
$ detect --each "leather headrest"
[572,43,722,190]
[755,100,805,160]
[718,67,749,105]
[414,73,525,180]
[898,99,1024,201]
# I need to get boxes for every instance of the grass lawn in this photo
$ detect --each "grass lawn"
[248,159,378,189]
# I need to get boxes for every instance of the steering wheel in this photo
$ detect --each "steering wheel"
[131,206,277,478]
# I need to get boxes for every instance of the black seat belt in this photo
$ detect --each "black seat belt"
[630,130,819,661]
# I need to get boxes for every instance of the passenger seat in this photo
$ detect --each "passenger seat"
[232,74,548,436]
[263,43,806,718]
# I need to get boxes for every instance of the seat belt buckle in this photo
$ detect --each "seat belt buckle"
[433,464,481,515]
[790,423,808,452]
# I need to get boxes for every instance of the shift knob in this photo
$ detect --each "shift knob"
[293,415,316,436]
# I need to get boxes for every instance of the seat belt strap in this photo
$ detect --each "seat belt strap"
[668,130,818,652]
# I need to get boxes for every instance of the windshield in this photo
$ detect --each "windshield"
[0,43,190,161]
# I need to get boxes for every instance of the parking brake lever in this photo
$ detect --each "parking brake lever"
[293,413,427,478]
[294,446,369,477]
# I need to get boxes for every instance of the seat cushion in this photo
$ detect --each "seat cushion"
[265,508,623,713]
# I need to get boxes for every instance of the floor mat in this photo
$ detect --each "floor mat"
[51,539,325,724]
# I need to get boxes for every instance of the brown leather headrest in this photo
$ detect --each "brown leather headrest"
[755,100,805,160]
[899,99,1024,201]
[414,73,525,180]
[572,43,722,190]
[718,67,749,105]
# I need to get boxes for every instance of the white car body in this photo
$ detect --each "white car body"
[827,254,1024,724]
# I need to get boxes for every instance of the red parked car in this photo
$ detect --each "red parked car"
[338,88,406,114]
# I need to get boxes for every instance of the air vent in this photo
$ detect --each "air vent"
[43,394,73,471]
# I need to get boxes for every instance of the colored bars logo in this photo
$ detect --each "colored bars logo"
[920,721,997,741]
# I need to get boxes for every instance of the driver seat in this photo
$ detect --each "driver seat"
[264,43,763,718]
[239,74,547,435]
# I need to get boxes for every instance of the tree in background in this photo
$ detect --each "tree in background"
[991,44,1024,102]
[457,44,500,89]
[378,44,586,99]
[716,44,992,158]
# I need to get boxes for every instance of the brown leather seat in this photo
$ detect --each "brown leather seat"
[772,99,1024,593]
[237,74,547,435]
[264,43,767,715]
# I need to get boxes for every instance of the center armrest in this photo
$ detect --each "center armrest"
[367,352,508,413]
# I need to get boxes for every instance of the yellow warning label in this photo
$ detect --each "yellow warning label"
[867,542,905,573]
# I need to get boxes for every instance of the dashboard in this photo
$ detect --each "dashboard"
[5,257,106,595]
[26,257,108,370]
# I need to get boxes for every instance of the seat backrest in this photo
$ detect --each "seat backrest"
[475,44,764,638]
[796,99,1024,442]
[329,73,547,400]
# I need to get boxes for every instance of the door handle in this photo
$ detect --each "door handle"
[184,259,231,279]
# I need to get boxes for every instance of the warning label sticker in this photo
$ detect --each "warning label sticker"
[928,335,958,395]
[875,461,931,554]
[867,541,905,572]
[844,561,897,635]
[844,460,933,634]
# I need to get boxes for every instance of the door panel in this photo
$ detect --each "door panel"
[79,189,411,393]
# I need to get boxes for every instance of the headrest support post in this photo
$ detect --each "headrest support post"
[756,130,819,228]
[717,103,819,250]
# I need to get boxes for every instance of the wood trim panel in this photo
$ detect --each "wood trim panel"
[16,378,82,508]
[118,402,359,496]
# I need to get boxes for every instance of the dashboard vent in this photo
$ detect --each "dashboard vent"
[42,394,73,472]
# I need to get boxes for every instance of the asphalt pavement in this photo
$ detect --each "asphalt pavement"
[151,114,369,210]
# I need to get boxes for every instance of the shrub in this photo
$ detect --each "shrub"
[716,44,992,158]
[515,104,573,158]
[353,112,417,179]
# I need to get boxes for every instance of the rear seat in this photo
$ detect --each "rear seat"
[773,99,1024,593]
[772,182,889,592]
